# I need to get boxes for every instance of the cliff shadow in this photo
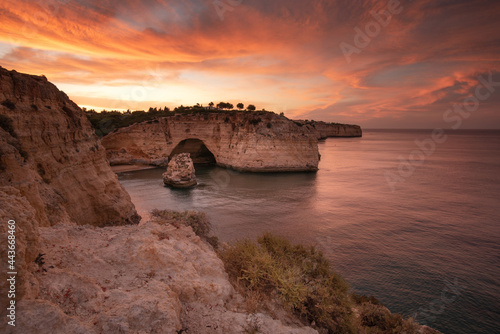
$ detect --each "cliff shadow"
[169,138,216,164]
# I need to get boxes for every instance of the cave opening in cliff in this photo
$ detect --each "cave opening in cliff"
[169,139,216,164]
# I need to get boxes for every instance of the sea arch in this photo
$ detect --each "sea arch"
[168,138,216,164]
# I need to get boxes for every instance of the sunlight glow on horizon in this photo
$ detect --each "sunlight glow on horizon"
[0,0,499,128]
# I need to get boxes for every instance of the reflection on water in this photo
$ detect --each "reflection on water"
[118,165,319,241]
[118,130,500,334]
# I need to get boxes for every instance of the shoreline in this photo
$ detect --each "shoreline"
[110,164,158,173]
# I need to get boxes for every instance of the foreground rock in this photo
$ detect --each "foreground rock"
[102,112,320,172]
[163,153,197,188]
[0,66,139,320]
[5,220,318,334]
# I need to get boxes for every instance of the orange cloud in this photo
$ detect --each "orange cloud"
[0,0,499,128]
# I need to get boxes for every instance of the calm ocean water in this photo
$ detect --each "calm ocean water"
[117,130,500,334]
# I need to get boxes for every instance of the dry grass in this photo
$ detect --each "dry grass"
[220,233,423,334]
[219,233,356,333]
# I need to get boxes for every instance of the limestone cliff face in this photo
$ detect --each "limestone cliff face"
[102,113,320,172]
[0,67,139,310]
[295,120,362,139]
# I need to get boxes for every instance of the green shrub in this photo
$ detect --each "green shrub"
[352,292,380,305]
[249,118,261,126]
[85,107,279,137]
[151,209,219,249]
[358,302,419,333]
[220,233,355,333]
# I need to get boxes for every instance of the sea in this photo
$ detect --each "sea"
[117,129,500,334]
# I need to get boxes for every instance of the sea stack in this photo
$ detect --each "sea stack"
[163,153,197,188]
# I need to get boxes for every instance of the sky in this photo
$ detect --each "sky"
[0,0,499,128]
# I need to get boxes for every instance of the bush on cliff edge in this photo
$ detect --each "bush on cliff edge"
[149,210,426,334]
[220,233,356,333]
[220,233,423,334]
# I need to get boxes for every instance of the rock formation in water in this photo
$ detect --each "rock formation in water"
[0,66,139,322]
[294,120,363,139]
[101,113,321,172]
[163,153,197,188]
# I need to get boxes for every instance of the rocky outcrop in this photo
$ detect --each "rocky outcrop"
[0,67,140,319]
[6,220,319,334]
[163,153,197,188]
[102,113,320,172]
[294,120,362,139]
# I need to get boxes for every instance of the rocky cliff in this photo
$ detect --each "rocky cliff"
[294,120,362,139]
[101,113,320,172]
[0,67,321,333]
[0,66,140,320]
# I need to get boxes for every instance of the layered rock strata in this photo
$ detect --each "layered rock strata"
[0,67,140,317]
[102,113,320,172]
[294,120,362,139]
[163,153,197,188]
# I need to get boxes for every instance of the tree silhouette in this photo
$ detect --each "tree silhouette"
[237,103,244,110]
[247,104,256,111]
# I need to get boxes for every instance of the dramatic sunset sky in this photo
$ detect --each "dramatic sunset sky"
[0,0,499,128]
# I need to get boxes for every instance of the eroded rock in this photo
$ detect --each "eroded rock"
[0,66,140,320]
[163,153,197,188]
[4,221,319,334]
[102,113,321,172]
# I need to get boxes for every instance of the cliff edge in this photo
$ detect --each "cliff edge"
[0,66,140,318]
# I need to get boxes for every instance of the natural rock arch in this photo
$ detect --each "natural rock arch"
[169,138,216,164]
[102,113,321,172]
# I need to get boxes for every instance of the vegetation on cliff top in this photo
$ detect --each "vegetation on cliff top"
[219,233,423,334]
[85,103,277,137]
